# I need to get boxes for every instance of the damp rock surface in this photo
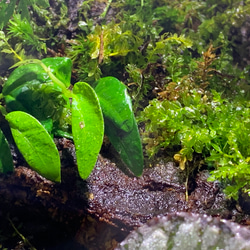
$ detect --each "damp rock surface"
[87,157,247,230]
[116,213,250,250]
[1,145,250,249]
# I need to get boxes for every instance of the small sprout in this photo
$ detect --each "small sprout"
[174,153,186,170]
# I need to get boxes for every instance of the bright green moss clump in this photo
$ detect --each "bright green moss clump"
[139,77,250,200]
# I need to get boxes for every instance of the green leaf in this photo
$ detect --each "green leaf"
[40,118,53,135]
[5,111,61,182]
[94,77,143,176]
[93,77,134,133]
[36,0,50,8]
[2,57,72,121]
[0,40,5,47]
[72,82,104,179]
[0,0,18,29]
[105,117,144,176]
[0,129,14,173]
[3,57,72,95]
[18,0,30,20]
[1,49,13,54]
[210,143,223,153]
[42,57,72,88]
[193,140,204,153]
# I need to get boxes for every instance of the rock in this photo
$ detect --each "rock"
[116,213,250,250]
[230,15,250,67]
[67,0,85,32]
[86,159,241,230]
[1,136,250,249]
[238,189,250,214]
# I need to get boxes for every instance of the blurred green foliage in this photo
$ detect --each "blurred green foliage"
[0,0,68,61]
[0,0,50,29]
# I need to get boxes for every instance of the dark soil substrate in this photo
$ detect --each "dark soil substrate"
[1,139,250,249]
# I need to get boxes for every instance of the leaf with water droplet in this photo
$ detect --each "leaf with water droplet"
[72,82,104,179]
[5,111,61,182]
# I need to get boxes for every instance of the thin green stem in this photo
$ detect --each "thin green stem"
[100,0,112,18]
[39,61,72,98]
[11,59,72,98]
[8,215,37,250]
[4,38,23,61]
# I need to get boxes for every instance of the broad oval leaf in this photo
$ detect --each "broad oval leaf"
[105,117,144,176]
[94,77,133,133]
[2,57,72,121]
[72,82,104,179]
[3,57,72,96]
[5,111,61,182]
[94,77,143,176]
[0,129,14,173]
[2,65,46,96]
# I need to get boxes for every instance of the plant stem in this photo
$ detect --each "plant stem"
[39,61,72,98]
[100,0,112,18]
[185,175,189,202]
[11,59,72,98]
[8,215,37,250]
[4,37,23,61]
